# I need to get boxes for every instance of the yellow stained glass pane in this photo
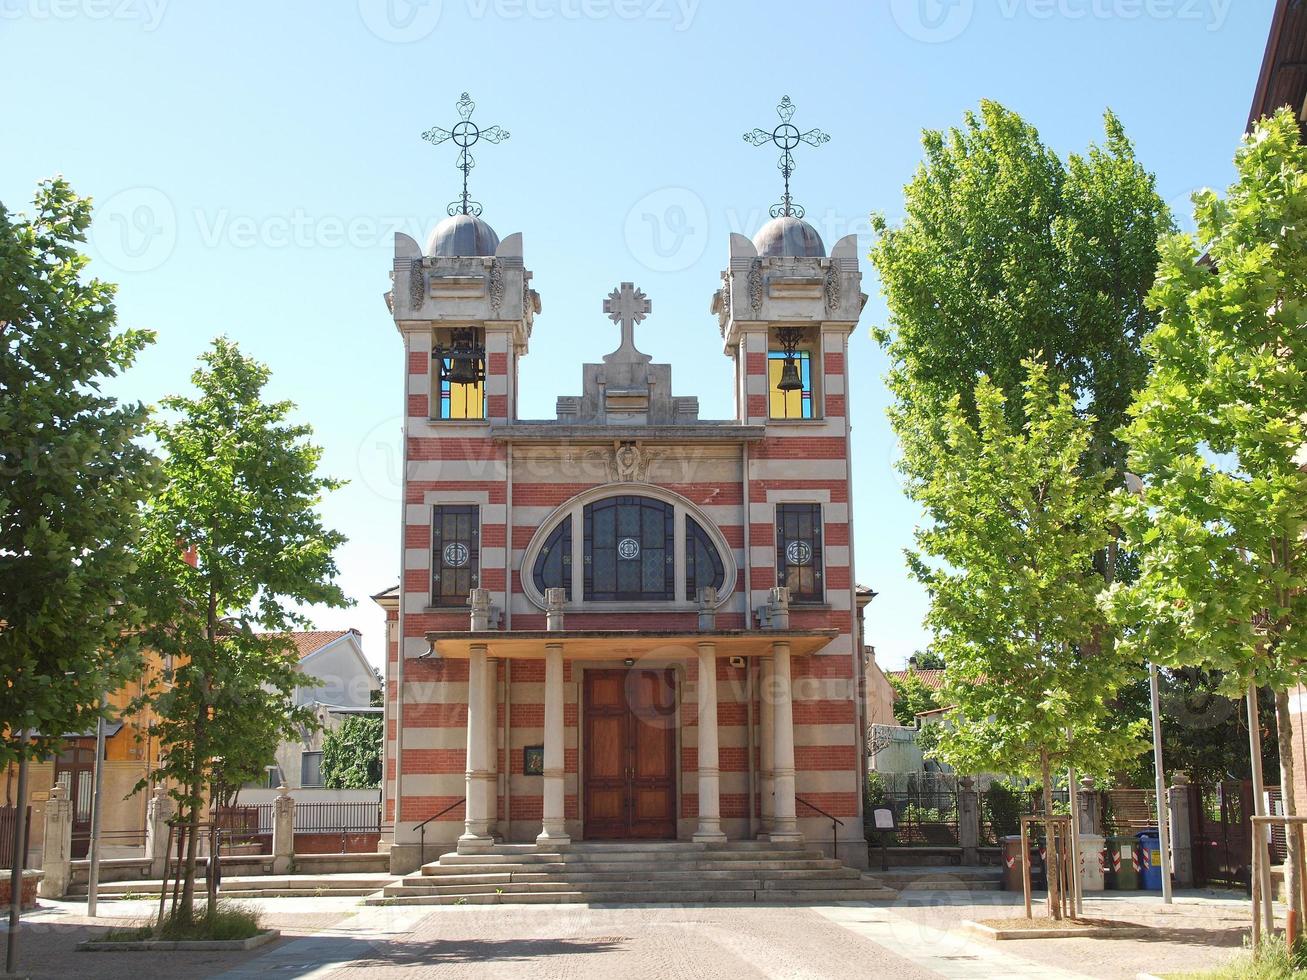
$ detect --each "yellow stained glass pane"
[768,356,802,419]
[448,381,485,419]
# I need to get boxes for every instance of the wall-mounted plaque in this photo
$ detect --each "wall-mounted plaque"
[523,745,544,776]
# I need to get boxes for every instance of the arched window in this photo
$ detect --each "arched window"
[532,515,572,600]
[583,496,675,601]
[685,516,725,600]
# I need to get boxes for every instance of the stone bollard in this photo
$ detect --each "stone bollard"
[697,586,718,632]
[145,784,175,880]
[469,588,493,631]
[545,588,566,632]
[958,776,980,866]
[1077,776,1100,835]
[272,784,295,875]
[1168,772,1195,887]
[37,784,73,898]
[767,587,791,630]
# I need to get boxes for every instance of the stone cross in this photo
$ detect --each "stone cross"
[603,282,651,362]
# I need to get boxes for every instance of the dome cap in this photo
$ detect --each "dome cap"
[427,213,500,257]
[752,216,825,258]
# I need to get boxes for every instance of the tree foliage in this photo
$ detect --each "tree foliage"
[889,671,940,727]
[0,178,156,764]
[133,338,347,916]
[870,101,1172,487]
[321,715,383,790]
[916,363,1148,786]
[1107,107,1307,923]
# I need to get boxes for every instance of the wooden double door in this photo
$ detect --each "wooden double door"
[583,668,678,840]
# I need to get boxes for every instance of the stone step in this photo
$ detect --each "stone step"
[368,886,894,907]
[421,857,842,875]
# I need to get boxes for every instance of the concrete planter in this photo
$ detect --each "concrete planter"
[77,929,280,952]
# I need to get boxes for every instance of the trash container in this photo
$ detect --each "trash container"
[1001,835,1047,892]
[1080,834,1106,893]
[1105,834,1140,890]
[1137,829,1163,891]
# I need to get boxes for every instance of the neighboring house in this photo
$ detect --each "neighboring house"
[266,629,382,790]
[378,187,871,871]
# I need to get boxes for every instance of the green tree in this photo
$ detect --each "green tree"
[908,649,946,670]
[134,338,347,920]
[0,178,156,767]
[914,363,1148,917]
[1108,107,1307,925]
[321,715,383,789]
[889,671,940,727]
[870,100,1171,499]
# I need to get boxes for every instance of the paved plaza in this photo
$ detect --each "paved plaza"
[1,887,1257,979]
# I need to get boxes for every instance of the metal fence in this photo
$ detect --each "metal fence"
[214,799,381,854]
[869,773,960,846]
[0,806,30,867]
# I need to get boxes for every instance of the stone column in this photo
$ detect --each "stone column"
[145,784,175,880]
[958,776,980,866]
[758,657,775,837]
[271,783,294,874]
[1168,772,1195,887]
[484,656,500,838]
[37,784,72,898]
[459,643,494,852]
[469,587,493,631]
[697,586,718,632]
[693,641,726,843]
[769,640,802,843]
[545,587,566,632]
[537,640,570,847]
[1077,776,1100,835]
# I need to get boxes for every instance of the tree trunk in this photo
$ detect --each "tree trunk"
[1041,749,1061,921]
[1277,689,1303,941]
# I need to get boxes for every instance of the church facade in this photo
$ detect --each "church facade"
[375,206,871,873]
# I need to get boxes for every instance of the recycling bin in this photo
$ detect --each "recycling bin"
[1137,829,1164,891]
[1002,835,1047,891]
[1079,834,1106,892]
[1105,834,1140,890]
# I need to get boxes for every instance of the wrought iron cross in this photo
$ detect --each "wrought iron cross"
[603,282,651,360]
[422,92,511,217]
[743,95,830,219]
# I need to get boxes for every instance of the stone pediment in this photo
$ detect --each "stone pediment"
[555,283,700,426]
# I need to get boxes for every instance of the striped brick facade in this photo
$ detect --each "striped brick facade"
[377,218,870,873]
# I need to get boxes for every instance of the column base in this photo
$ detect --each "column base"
[692,830,728,844]
[767,831,804,844]
[535,829,571,850]
[456,833,496,854]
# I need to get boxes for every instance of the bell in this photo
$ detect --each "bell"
[446,354,481,386]
[777,355,803,392]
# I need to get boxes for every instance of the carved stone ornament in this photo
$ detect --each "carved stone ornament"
[523,282,537,328]
[585,443,660,483]
[488,259,505,314]
[717,271,732,331]
[824,263,841,312]
[409,258,426,311]
[748,260,763,315]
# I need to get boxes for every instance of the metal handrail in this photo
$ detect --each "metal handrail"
[416,797,464,866]
[796,796,844,860]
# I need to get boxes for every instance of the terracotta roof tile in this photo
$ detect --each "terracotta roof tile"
[885,668,947,692]
[258,629,358,660]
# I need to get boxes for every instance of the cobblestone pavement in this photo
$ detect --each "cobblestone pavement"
[1,888,1259,978]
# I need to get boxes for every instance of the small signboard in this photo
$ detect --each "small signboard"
[873,807,896,831]
[523,745,544,776]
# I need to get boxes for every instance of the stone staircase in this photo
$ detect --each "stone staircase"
[66,873,396,900]
[876,866,1003,893]
[369,840,898,906]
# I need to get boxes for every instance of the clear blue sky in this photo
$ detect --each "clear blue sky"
[1,0,1274,672]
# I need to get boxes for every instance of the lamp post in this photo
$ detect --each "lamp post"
[6,736,30,978]
[87,695,108,918]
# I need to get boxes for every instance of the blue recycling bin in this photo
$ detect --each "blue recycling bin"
[1137,829,1163,891]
